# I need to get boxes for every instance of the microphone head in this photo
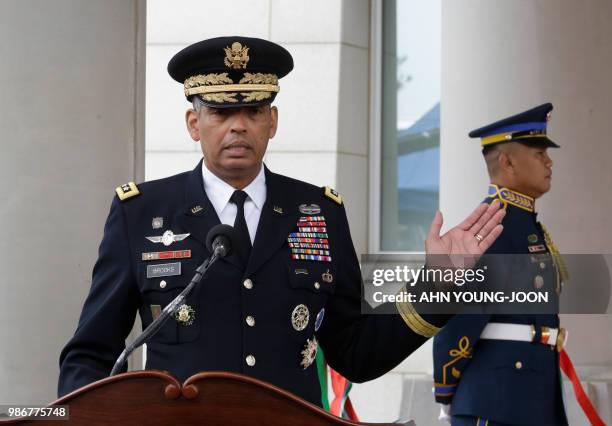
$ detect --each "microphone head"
[205,224,236,256]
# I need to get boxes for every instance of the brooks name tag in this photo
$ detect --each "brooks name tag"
[147,262,182,278]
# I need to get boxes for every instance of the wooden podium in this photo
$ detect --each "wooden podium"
[0,371,414,425]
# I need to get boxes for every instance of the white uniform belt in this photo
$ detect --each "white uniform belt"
[480,322,568,351]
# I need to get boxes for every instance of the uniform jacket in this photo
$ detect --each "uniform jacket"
[432,185,567,425]
[59,161,448,405]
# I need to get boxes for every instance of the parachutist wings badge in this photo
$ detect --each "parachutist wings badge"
[146,230,190,247]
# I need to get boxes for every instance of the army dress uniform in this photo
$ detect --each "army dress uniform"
[432,104,569,425]
[58,161,450,405]
[58,36,449,406]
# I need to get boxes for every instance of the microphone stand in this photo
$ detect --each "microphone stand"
[110,248,222,376]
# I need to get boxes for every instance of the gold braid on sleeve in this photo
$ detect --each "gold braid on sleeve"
[396,287,441,338]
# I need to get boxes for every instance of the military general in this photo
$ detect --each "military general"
[58,36,504,407]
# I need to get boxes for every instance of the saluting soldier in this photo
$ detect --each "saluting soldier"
[432,103,575,425]
[58,36,504,407]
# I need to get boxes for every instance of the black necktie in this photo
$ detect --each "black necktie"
[230,190,252,260]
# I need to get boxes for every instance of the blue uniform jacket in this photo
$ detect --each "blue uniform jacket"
[59,161,449,405]
[432,185,568,425]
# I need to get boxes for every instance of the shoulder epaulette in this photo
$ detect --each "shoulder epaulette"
[115,182,140,201]
[323,186,342,205]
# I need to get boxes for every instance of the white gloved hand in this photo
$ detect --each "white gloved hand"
[438,403,451,423]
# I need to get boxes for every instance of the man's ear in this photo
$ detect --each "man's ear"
[498,150,513,174]
[186,109,200,141]
[268,106,278,139]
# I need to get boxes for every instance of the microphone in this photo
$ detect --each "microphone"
[205,224,236,258]
[109,225,234,376]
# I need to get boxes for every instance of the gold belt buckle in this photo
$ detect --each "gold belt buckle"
[556,327,567,352]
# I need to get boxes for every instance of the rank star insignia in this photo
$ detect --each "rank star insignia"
[291,304,310,331]
[146,230,190,247]
[224,41,250,69]
[300,336,318,369]
[324,186,342,205]
[175,304,195,326]
[115,181,140,201]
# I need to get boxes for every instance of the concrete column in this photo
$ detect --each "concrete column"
[379,0,400,252]
[0,0,146,404]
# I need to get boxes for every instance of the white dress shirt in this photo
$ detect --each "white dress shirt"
[201,162,266,245]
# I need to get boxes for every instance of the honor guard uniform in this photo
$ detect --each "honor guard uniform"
[58,36,450,406]
[432,104,571,425]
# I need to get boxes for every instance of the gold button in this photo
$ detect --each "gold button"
[246,355,256,366]
[314,282,320,290]
[246,315,255,327]
[159,280,167,289]
[243,279,253,289]
[515,361,523,370]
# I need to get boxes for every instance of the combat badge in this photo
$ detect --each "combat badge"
[291,304,310,331]
[146,230,190,246]
[175,304,195,326]
[299,204,321,215]
[300,336,318,369]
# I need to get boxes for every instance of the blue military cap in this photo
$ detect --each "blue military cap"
[168,36,294,108]
[469,103,559,150]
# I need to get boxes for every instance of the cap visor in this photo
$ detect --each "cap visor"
[190,93,275,109]
[516,137,560,148]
